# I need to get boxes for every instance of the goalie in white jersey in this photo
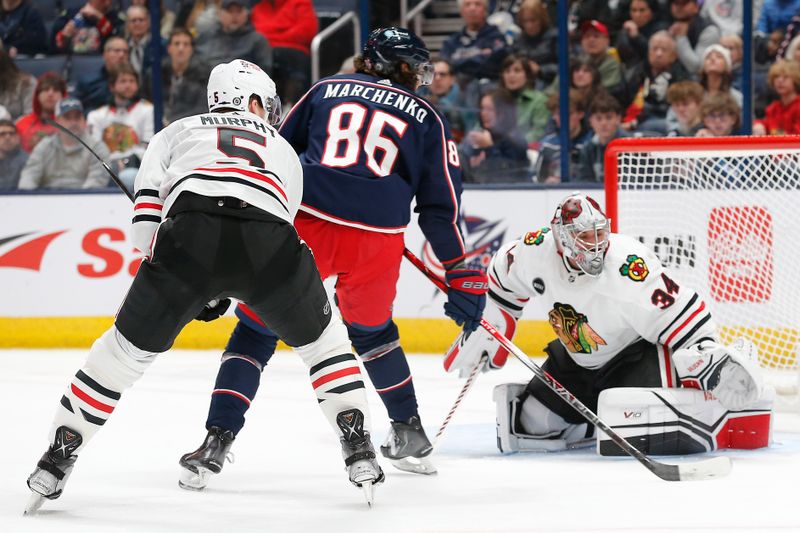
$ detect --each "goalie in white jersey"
[446,193,773,455]
[24,59,383,513]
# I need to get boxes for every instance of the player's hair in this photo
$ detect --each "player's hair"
[768,59,800,92]
[168,27,194,46]
[103,35,127,53]
[546,89,587,114]
[667,80,704,104]
[516,0,551,30]
[479,89,518,136]
[700,92,741,129]
[588,91,621,116]
[353,55,418,89]
[109,62,139,86]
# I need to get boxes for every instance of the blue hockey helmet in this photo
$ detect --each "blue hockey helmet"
[362,27,434,86]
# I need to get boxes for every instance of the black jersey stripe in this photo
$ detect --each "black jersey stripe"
[134,188,159,199]
[76,370,122,400]
[170,173,289,213]
[671,314,713,351]
[132,214,162,224]
[488,289,524,312]
[80,408,107,426]
[658,293,699,342]
[490,263,514,294]
[308,354,357,376]
[60,395,74,413]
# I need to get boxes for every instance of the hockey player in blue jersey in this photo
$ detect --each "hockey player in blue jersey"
[178,27,488,488]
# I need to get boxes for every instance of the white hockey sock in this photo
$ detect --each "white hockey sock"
[293,315,372,437]
[49,327,159,454]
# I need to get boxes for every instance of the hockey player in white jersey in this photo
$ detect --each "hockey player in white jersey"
[24,59,383,513]
[445,192,773,455]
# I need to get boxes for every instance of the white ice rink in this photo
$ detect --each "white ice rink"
[2,349,799,533]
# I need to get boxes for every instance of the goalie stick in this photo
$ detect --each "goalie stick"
[402,248,732,482]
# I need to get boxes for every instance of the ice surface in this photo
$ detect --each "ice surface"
[2,349,799,533]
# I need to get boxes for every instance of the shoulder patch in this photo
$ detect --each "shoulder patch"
[523,227,549,246]
[619,254,649,282]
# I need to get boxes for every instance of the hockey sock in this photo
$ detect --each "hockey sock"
[362,345,418,422]
[50,327,157,454]
[206,320,278,434]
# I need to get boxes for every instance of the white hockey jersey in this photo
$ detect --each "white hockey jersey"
[488,228,716,373]
[131,110,303,256]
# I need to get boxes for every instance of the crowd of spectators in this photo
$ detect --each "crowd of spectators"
[1,0,800,189]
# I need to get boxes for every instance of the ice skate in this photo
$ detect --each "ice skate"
[380,415,437,475]
[337,409,384,507]
[178,426,235,491]
[25,426,82,516]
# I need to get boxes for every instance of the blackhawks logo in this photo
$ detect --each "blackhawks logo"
[523,227,549,246]
[548,302,606,354]
[619,254,649,282]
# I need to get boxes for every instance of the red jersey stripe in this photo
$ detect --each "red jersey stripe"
[195,166,287,201]
[663,302,706,348]
[311,367,361,389]
[134,203,163,210]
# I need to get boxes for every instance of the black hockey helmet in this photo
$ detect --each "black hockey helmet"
[362,27,434,86]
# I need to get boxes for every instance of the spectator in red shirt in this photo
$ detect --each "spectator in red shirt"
[251,0,318,106]
[15,72,66,153]
[753,59,800,135]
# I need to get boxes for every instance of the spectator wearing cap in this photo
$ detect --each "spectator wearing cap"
[195,0,272,74]
[15,72,67,153]
[616,0,668,67]
[577,21,626,104]
[143,27,211,125]
[74,36,130,112]
[440,0,508,82]
[753,59,800,135]
[125,5,166,80]
[0,118,26,189]
[668,0,721,75]
[251,0,318,106]
[0,0,47,57]
[622,30,689,134]
[511,0,558,88]
[18,97,111,189]
[699,43,742,107]
[50,0,124,54]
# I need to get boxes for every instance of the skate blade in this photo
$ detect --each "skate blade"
[360,480,375,508]
[178,465,213,491]
[389,456,437,475]
[23,493,46,516]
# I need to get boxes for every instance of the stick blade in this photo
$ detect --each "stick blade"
[653,455,732,481]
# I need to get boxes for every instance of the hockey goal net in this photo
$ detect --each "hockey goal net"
[605,136,800,409]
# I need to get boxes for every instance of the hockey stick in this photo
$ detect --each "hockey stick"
[43,118,134,201]
[431,353,487,448]
[402,248,732,482]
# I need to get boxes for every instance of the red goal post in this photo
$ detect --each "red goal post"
[604,136,800,405]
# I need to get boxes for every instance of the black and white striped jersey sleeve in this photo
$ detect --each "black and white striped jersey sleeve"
[131,128,169,256]
[486,240,532,318]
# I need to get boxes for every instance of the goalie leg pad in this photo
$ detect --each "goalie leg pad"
[52,326,159,454]
[293,314,372,437]
[493,383,593,453]
[596,387,774,456]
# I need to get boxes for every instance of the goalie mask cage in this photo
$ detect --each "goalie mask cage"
[605,136,800,409]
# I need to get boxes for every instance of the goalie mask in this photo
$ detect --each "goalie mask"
[362,27,434,87]
[551,193,610,276]
[207,59,282,125]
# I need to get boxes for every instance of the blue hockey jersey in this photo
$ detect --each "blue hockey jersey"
[279,72,467,264]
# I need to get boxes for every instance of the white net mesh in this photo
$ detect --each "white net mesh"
[610,138,800,407]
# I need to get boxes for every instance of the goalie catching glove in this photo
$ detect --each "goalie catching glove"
[444,296,520,378]
[673,338,765,411]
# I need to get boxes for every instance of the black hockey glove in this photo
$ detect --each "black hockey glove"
[195,298,231,322]
[443,268,489,333]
